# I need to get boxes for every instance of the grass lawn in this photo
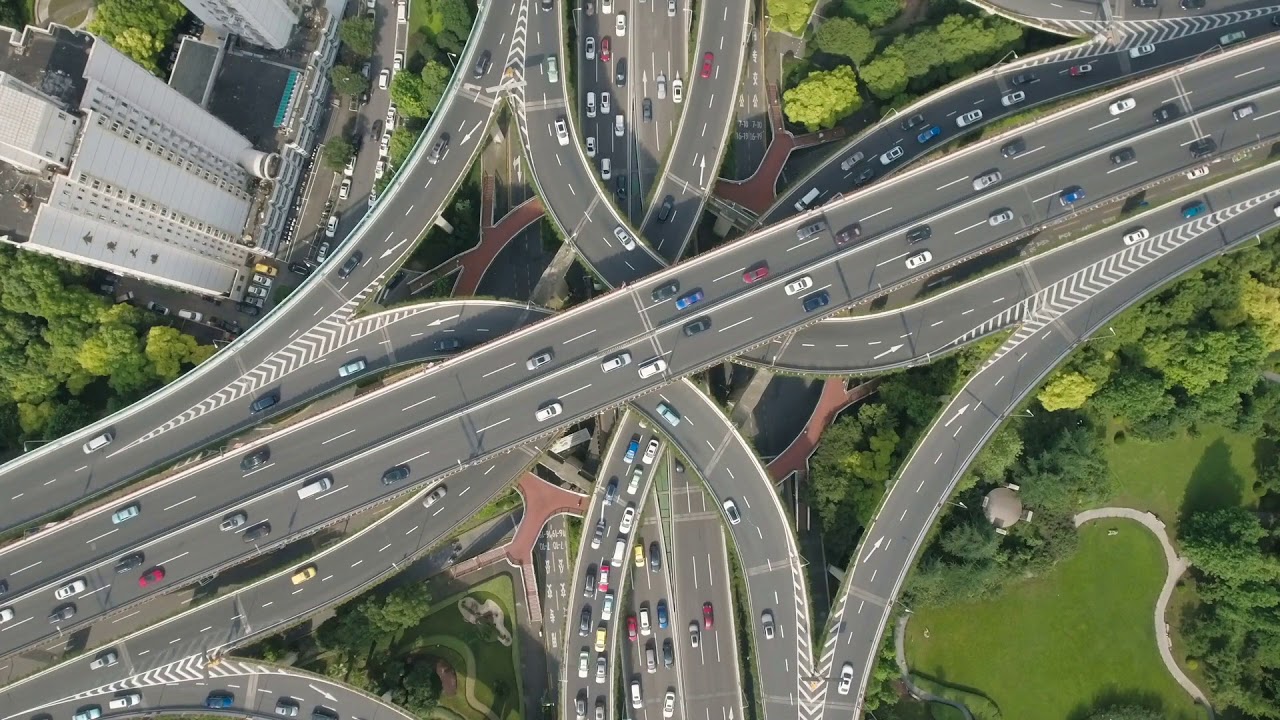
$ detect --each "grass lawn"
[906,523,1202,720]
[1105,423,1262,534]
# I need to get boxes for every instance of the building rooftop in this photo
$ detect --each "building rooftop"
[0,24,90,110]
[168,37,220,105]
[984,486,1024,529]
[207,50,297,154]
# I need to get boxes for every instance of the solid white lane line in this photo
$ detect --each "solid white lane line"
[935,177,966,191]
[875,251,908,267]
[717,317,752,333]
[476,418,510,434]
[563,329,598,344]
[163,496,197,512]
[954,220,985,235]
[322,429,357,445]
[859,207,893,223]
[85,529,118,544]
[400,395,436,412]
[1087,117,1118,131]
[482,362,516,378]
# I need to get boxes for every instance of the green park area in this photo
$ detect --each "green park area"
[907,523,1202,720]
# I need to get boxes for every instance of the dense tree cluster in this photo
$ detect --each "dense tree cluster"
[840,0,903,29]
[858,14,1024,101]
[812,17,877,66]
[389,60,451,119]
[0,0,26,27]
[0,250,214,450]
[782,65,863,132]
[88,0,187,74]
[767,0,819,34]
[339,17,374,58]
[428,0,475,53]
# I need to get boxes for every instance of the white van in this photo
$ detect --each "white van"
[297,475,333,499]
[793,187,820,212]
[108,694,141,710]
[0,607,14,623]
[82,432,113,454]
[611,538,627,567]
[397,3,407,22]
[630,681,643,709]
[637,357,666,379]
[645,645,657,673]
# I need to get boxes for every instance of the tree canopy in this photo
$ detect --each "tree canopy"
[339,16,375,58]
[88,0,187,74]
[768,0,816,34]
[782,65,863,132]
[812,18,877,66]
[840,0,902,29]
[329,65,369,97]
[859,14,1023,100]
[321,138,354,172]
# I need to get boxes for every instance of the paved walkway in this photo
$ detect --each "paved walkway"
[453,174,545,296]
[419,635,501,720]
[893,615,974,720]
[1073,508,1214,713]
[714,83,846,214]
[766,378,879,482]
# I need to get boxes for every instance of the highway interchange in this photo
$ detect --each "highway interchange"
[3,3,1280,720]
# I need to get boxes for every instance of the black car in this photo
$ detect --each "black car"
[249,390,279,414]
[642,98,653,122]
[433,337,463,352]
[385,271,406,292]
[1010,72,1038,86]
[1152,103,1180,123]
[579,607,591,636]
[1110,147,1136,164]
[49,604,75,623]
[370,119,383,140]
[541,0,552,8]
[1180,0,1204,7]
[853,167,875,186]
[683,317,711,336]
[1273,12,1280,25]
[1189,137,1217,158]
[337,251,363,279]
[835,223,862,245]
[0,579,6,596]
[240,448,270,471]
[615,176,627,202]
[649,541,662,570]
[473,49,493,78]
[900,113,926,131]
[381,465,411,485]
[662,638,674,667]
[1133,0,1158,6]
[616,58,626,86]
[584,568,596,597]
[242,522,271,543]
[115,553,144,574]
[906,225,932,243]
[238,302,261,317]
[1001,137,1027,158]
[802,291,830,313]
[657,195,675,223]
[651,280,680,302]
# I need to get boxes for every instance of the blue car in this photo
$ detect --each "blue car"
[1059,186,1086,206]
[802,291,830,313]
[674,290,704,310]
[623,436,639,463]
[656,599,669,629]
[916,125,942,144]
[1182,201,1207,219]
[205,693,234,709]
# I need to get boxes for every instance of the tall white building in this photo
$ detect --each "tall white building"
[179,0,302,50]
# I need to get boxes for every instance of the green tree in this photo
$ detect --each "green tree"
[420,60,453,113]
[1181,508,1280,591]
[144,325,203,381]
[1015,424,1111,514]
[430,0,473,52]
[938,516,1000,565]
[858,55,908,100]
[329,65,370,97]
[389,71,430,118]
[78,324,152,394]
[782,65,863,132]
[767,0,815,34]
[366,585,432,635]
[389,128,416,169]
[813,18,876,65]
[339,16,375,57]
[841,0,902,28]
[969,426,1022,484]
[322,138,355,172]
[89,0,187,74]
[1084,705,1167,720]
[1037,371,1098,411]
[0,0,26,27]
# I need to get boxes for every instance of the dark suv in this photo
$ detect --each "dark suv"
[249,390,279,414]
[900,113,925,131]
[240,448,270,471]
[906,225,932,243]
[473,50,492,78]
[1152,103,1180,123]
[1001,138,1026,158]
[683,317,711,336]
[1110,147,1136,165]
[242,522,271,543]
[651,280,680,302]
[1189,137,1217,157]
[657,195,675,223]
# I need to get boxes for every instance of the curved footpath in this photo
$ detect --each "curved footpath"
[419,634,501,720]
[1073,508,1212,712]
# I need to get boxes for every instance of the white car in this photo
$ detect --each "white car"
[616,13,626,36]
[601,353,632,372]
[585,36,596,60]
[585,136,596,157]
[1185,165,1210,180]
[667,0,677,16]
[1000,90,1025,107]
[615,114,625,137]
[55,578,86,600]
[722,498,741,525]
[89,651,119,670]
[338,177,351,199]
[1129,43,1155,58]
[535,401,563,422]
[989,208,1015,226]
[378,69,389,89]
[906,251,932,269]
[601,91,612,114]
[326,214,339,238]
[619,506,636,534]
[784,276,814,296]
[602,591,615,621]
[587,91,596,117]
[111,503,140,524]
[1122,227,1150,245]
[671,77,683,104]
[972,170,1002,191]
[642,439,660,464]
[837,663,854,695]
[602,0,612,13]
[955,109,983,127]
[247,284,269,299]
[656,72,667,99]
[578,650,589,678]
[393,52,403,71]
[1108,97,1136,115]
[555,118,569,146]
[879,146,904,165]
[613,225,636,250]
[663,691,676,718]
[374,160,385,180]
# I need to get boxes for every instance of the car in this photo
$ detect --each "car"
[1060,186,1086,205]
[527,351,553,371]
[614,114,625,137]
[880,145,904,165]
[840,151,866,171]
[585,136,596,157]
[656,401,682,425]
[591,519,606,549]
[663,691,676,718]
[138,567,165,587]
[291,566,317,585]
[1108,97,1136,115]
[145,301,169,315]
[89,650,119,670]
[798,220,826,239]
[1233,103,1256,120]
[337,358,367,378]
[220,511,248,532]
[671,77,683,103]
[575,693,587,720]
[1186,165,1210,180]
[1133,0,1158,6]
[115,553,143,574]
[433,338,463,352]
[288,262,311,277]
[275,699,300,717]
[601,37,611,62]
[594,626,608,652]
[49,603,75,623]
[624,436,640,463]
[656,72,667,99]
[381,465,411,485]
[546,55,559,83]
[905,251,933,269]
[916,125,942,144]
[989,208,1015,226]
[675,290,704,310]
[906,225,932,243]
[1110,147,1136,165]
[1189,137,1217,158]
[723,498,741,524]
[702,602,714,629]
[616,12,627,35]
[376,69,389,89]
[374,160,386,180]
[578,650,589,678]
[1069,63,1093,76]
[626,614,639,641]
[838,663,854,695]
[653,195,677,226]
[423,485,448,507]
[1001,137,1027,158]
[105,694,141,712]
[325,214,339,238]
[649,541,662,570]
[315,241,331,263]
[111,503,140,525]
[835,223,862,245]
[900,113,926,131]
[473,50,492,78]
[642,439,660,464]
[249,390,279,414]
[956,109,983,127]
[642,98,653,122]
[700,52,714,78]
[338,177,352,200]
[656,600,669,629]
[628,465,645,494]
[586,92,596,118]
[668,0,677,16]
[1220,30,1246,45]
[243,522,271,543]
[601,352,631,372]
[535,401,563,422]
[207,693,236,709]
[1128,43,1156,58]
[761,611,775,639]
[689,621,700,647]
[1123,227,1150,245]
[337,251,363,279]
[595,655,607,684]
[72,708,101,720]
[246,284,269,299]
[392,52,403,71]
[1000,91,1026,107]
[854,166,875,186]
[619,506,636,534]
[554,117,569,146]
[1010,71,1038,85]
[1181,0,1205,7]
[239,301,262,316]
[616,60,626,86]
[972,170,1002,191]
[595,700,605,720]
[802,291,830,313]
[584,567,597,598]
[612,225,636,250]
[427,134,449,164]
[55,578,86,599]
[743,264,769,283]
[784,276,814,296]
[1182,201,1207,218]
[602,0,612,11]
[651,280,681,302]
[585,36,595,59]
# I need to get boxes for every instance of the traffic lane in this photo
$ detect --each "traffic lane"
[627,0,688,210]
[625,495,683,720]
[0,303,554,602]
[669,511,741,720]
[826,172,1280,709]
[0,446,533,715]
[766,10,1280,223]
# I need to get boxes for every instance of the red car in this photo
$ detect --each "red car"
[139,566,165,587]
[700,52,714,78]
[742,264,769,283]
[627,615,638,641]
[702,601,714,629]
[1068,63,1092,77]
[597,564,610,593]
[601,37,611,62]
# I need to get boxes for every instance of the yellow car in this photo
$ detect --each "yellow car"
[633,543,645,568]
[594,626,608,652]
[291,565,317,585]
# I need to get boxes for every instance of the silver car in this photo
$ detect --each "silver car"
[527,351,553,371]
[972,170,1002,191]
